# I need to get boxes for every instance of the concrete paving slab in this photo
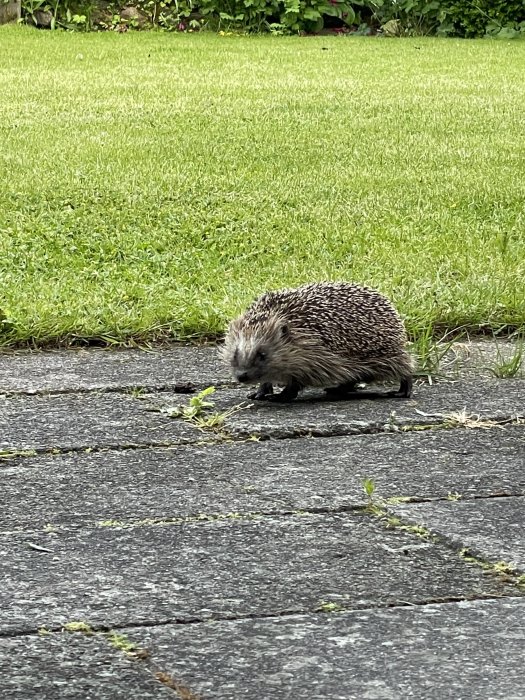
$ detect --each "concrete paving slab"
[2,377,522,452]
[0,346,226,394]
[0,392,197,451]
[154,378,524,439]
[0,339,521,394]
[2,426,524,531]
[128,597,525,700]
[392,497,525,570]
[0,513,517,634]
[0,632,175,699]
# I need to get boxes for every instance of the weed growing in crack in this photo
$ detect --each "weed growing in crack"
[361,478,386,517]
[105,631,149,658]
[166,386,217,420]
[385,496,413,505]
[362,477,376,501]
[360,481,434,539]
[459,549,523,586]
[161,386,252,434]
[63,621,94,635]
[106,631,137,654]
[315,601,344,613]
[488,335,524,379]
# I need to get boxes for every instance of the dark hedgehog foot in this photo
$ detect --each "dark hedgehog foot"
[324,382,358,398]
[387,377,413,399]
[264,379,302,403]
[248,382,274,401]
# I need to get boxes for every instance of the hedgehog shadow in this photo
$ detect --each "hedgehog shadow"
[252,387,414,405]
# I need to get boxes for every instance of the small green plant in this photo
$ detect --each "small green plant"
[385,496,413,505]
[361,477,387,516]
[315,601,344,613]
[493,561,516,575]
[106,631,137,654]
[63,621,94,635]
[163,386,251,433]
[167,386,217,420]
[362,477,376,500]
[397,523,431,539]
[489,336,524,379]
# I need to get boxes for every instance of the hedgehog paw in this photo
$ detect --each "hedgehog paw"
[248,382,274,401]
[387,377,413,398]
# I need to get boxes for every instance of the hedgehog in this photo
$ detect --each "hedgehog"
[220,281,414,402]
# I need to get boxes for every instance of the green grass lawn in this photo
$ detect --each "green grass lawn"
[0,26,524,347]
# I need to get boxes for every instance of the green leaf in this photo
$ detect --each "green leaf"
[303,7,321,20]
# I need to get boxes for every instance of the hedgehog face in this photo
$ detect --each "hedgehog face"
[223,315,291,384]
[231,342,271,383]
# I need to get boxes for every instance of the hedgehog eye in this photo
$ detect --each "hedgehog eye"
[256,350,266,362]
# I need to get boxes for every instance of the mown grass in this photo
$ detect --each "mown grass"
[0,26,524,347]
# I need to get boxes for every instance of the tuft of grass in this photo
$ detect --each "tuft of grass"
[488,335,524,378]
[411,325,466,378]
[0,28,525,346]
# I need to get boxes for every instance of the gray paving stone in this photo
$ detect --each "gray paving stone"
[392,497,525,570]
[0,392,197,451]
[441,338,524,380]
[2,377,522,453]
[0,632,176,699]
[156,378,525,439]
[2,426,524,531]
[0,513,517,634]
[0,345,226,393]
[0,340,520,394]
[128,597,525,700]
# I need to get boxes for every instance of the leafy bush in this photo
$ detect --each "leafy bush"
[19,0,525,35]
[368,0,525,38]
[442,0,525,39]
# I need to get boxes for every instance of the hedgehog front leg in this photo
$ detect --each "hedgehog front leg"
[267,378,302,403]
[387,376,413,398]
[399,376,413,398]
[248,382,274,400]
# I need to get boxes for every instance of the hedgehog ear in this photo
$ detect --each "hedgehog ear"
[280,324,290,338]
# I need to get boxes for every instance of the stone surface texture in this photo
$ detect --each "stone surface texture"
[1,344,524,698]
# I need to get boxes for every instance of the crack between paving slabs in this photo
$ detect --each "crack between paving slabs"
[103,628,204,700]
[1,413,523,465]
[1,590,519,643]
[2,507,523,638]
[0,383,240,399]
[1,491,524,539]
[368,502,525,586]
